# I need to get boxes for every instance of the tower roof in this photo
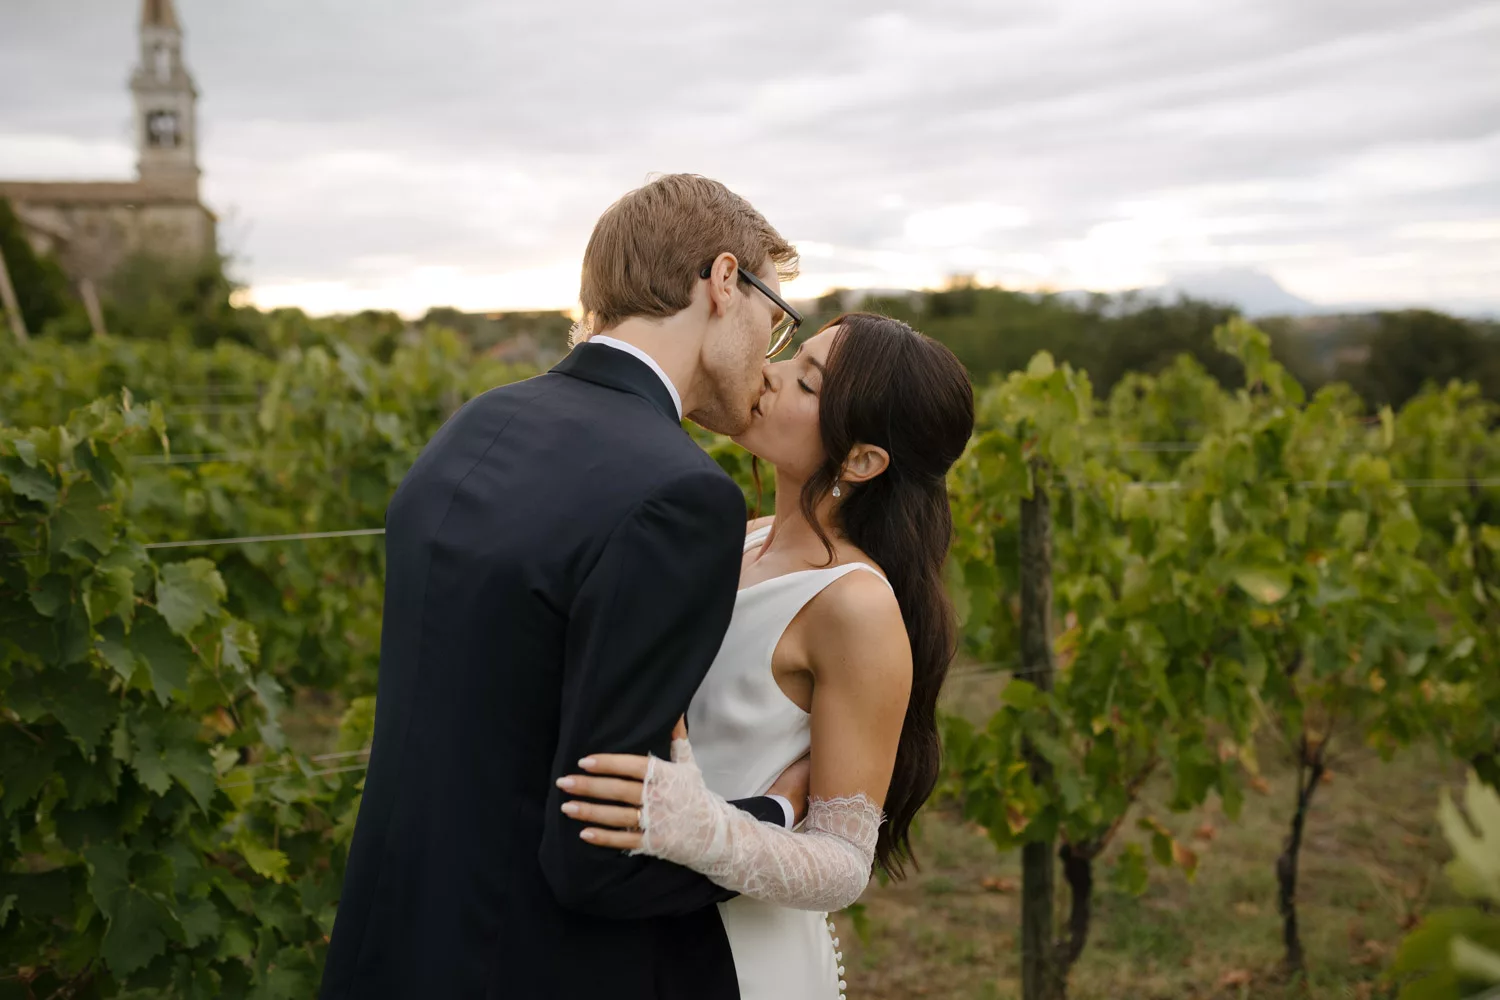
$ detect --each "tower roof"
[141,0,180,30]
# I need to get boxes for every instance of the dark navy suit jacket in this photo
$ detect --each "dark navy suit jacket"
[319,344,782,1000]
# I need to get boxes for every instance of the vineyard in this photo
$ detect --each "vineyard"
[2,317,1499,999]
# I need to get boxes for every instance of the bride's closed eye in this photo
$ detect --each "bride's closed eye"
[799,356,825,396]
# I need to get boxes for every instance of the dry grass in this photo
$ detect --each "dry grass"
[831,738,1462,1000]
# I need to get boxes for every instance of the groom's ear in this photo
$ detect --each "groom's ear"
[703,252,740,318]
[841,443,890,484]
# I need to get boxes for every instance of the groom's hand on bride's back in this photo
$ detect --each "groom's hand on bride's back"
[767,753,811,824]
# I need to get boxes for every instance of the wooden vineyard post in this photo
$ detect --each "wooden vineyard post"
[1020,474,1059,1000]
[80,278,109,339]
[0,243,28,343]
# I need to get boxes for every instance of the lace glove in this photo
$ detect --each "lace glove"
[628,737,882,911]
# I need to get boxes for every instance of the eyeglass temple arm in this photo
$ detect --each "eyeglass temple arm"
[699,262,802,326]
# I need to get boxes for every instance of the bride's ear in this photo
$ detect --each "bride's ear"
[840,443,890,485]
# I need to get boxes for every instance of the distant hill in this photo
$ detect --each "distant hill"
[1159,269,1321,317]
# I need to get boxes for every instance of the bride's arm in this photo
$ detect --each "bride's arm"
[561,572,911,911]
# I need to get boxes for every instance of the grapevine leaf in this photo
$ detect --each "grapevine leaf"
[1,456,58,507]
[1451,936,1500,983]
[1392,908,1499,995]
[1232,566,1291,604]
[127,720,173,796]
[214,919,255,961]
[1440,775,1500,901]
[1000,679,1040,711]
[85,843,131,913]
[0,727,66,816]
[55,600,92,666]
[71,438,116,493]
[259,945,320,1000]
[1172,840,1200,881]
[155,559,227,636]
[0,870,72,920]
[11,437,38,467]
[1113,842,1150,896]
[175,896,222,947]
[87,565,137,626]
[220,619,260,674]
[336,695,377,752]
[233,830,290,884]
[251,671,287,752]
[162,744,216,814]
[1336,511,1368,550]
[46,664,118,750]
[1026,352,1056,380]
[96,618,138,683]
[30,574,71,617]
[130,609,193,703]
[100,887,175,978]
[57,747,121,809]
[52,479,113,558]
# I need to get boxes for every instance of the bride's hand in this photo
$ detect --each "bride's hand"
[556,716,689,850]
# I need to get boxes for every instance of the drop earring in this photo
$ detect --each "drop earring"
[832,483,842,498]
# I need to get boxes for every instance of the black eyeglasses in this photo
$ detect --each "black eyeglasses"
[699,263,802,358]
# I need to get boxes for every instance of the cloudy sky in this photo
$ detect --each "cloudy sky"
[2,0,1497,316]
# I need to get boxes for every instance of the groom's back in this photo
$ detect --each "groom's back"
[319,353,743,999]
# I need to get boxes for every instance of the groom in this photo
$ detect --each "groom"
[319,175,805,1000]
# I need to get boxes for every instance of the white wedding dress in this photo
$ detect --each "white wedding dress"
[677,525,890,1000]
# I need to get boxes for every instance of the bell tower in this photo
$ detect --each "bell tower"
[131,0,199,196]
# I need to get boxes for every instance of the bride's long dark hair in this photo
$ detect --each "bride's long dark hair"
[799,312,974,877]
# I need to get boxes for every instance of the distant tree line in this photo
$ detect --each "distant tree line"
[5,197,1497,409]
[798,278,1500,409]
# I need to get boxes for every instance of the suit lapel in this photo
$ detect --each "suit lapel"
[551,343,681,424]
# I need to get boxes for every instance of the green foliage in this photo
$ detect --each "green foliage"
[806,282,1499,410]
[0,197,82,335]
[101,252,269,352]
[2,329,534,700]
[942,319,1494,989]
[943,341,1254,891]
[1391,772,1500,998]
[804,283,1241,398]
[1354,311,1500,408]
[0,397,364,998]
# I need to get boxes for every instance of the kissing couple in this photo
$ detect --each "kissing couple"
[318,174,976,1000]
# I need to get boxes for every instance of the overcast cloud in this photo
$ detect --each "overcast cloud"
[1,0,1497,315]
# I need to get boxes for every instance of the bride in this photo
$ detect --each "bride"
[557,312,975,998]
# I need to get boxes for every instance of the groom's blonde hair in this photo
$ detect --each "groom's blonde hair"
[579,174,799,336]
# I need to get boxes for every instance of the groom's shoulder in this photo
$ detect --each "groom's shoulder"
[452,371,739,499]
[598,429,743,522]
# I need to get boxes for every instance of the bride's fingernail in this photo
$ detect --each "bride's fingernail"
[578,757,597,769]
[580,829,597,841]
[561,802,579,816]
[556,776,575,790]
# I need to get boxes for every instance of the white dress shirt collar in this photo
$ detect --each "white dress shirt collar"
[587,336,684,421]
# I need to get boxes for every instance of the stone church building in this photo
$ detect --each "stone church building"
[0,0,216,287]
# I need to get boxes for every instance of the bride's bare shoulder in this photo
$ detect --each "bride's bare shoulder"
[745,515,775,535]
[801,570,911,691]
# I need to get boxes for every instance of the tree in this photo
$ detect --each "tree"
[0,197,79,334]
[1351,311,1500,408]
